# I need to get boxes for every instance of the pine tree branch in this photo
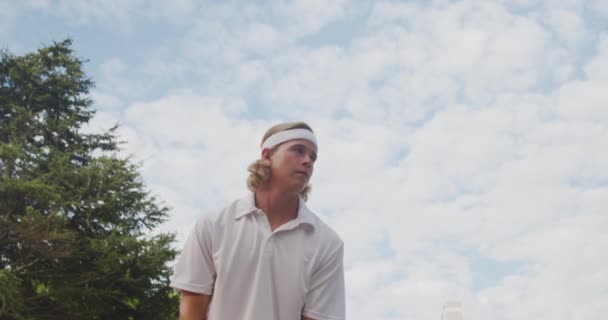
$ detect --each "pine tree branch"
[13,257,40,274]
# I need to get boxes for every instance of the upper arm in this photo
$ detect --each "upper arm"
[179,291,211,320]
[302,241,346,320]
[170,216,217,294]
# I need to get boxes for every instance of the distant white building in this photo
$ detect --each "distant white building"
[441,301,463,320]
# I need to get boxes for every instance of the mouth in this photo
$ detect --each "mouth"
[295,170,308,177]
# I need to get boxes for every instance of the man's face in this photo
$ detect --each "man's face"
[265,139,317,192]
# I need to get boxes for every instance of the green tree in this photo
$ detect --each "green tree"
[0,39,179,319]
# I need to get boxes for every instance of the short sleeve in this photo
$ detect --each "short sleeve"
[170,215,216,294]
[303,242,345,320]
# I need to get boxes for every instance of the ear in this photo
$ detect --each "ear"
[261,148,273,160]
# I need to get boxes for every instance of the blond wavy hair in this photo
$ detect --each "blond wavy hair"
[247,122,313,201]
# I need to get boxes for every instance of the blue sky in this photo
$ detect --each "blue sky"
[3,1,608,319]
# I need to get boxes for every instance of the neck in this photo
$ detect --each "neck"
[254,186,299,224]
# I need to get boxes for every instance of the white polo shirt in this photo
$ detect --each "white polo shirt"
[170,193,345,320]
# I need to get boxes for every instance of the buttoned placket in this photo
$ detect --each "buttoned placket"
[256,209,301,257]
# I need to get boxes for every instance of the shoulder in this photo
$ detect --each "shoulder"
[305,207,343,253]
[316,217,343,247]
[303,208,344,275]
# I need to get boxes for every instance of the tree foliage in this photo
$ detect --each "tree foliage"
[0,39,178,319]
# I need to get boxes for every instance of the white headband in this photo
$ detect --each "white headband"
[261,129,318,150]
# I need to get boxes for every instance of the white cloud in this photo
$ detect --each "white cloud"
[25,0,51,9]
[544,8,589,48]
[52,0,138,27]
[590,0,608,17]
[584,34,608,82]
[244,22,281,54]
[21,0,203,32]
[270,0,351,38]
[146,0,197,24]
[90,90,125,113]
[100,58,126,75]
[557,80,608,124]
[97,58,147,99]
[139,50,189,79]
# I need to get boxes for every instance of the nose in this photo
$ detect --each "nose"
[302,154,313,167]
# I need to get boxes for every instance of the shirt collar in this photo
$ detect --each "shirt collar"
[234,193,316,230]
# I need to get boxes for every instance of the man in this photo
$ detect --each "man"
[170,122,345,320]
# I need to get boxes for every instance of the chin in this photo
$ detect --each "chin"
[288,182,307,193]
